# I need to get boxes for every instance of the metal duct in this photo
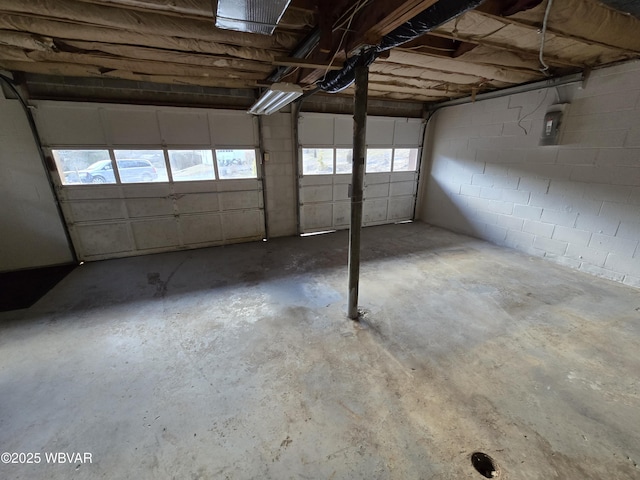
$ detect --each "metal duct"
[598,0,640,18]
[317,0,486,93]
[215,0,292,35]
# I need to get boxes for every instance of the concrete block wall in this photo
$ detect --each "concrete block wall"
[261,112,298,237]
[419,60,640,288]
[0,91,73,271]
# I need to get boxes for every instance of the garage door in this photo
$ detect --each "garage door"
[34,101,265,261]
[298,113,424,233]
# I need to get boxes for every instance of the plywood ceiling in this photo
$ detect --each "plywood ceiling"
[1,0,639,104]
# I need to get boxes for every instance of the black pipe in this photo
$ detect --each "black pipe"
[318,0,486,93]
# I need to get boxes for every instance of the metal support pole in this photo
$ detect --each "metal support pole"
[347,63,369,320]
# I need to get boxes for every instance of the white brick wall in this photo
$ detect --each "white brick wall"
[0,94,73,271]
[261,112,298,237]
[419,60,640,287]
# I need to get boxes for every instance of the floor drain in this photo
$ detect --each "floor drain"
[471,452,499,478]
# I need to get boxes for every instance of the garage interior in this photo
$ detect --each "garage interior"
[1,0,639,479]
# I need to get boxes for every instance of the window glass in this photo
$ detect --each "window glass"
[215,149,257,179]
[168,150,215,181]
[302,148,333,175]
[393,148,419,172]
[366,148,392,173]
[335,149,352,174]
[52,150,115,185]
[114,150,168,183]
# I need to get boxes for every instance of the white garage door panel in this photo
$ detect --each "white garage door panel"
[122,183,171,198]
[39,101,265,261]
[365,183,390,199]
[300,175,333,187]
[301,204,333,231]
[68,200,126,222]
[75,223,133,256]
[390,180,417,197]
[394,119,424,145]
[334,202,350,227]
[132,219,180,250]
[210,113,257,146]
[219,190,262,210]
[366,118,395,145]
[62,186,119,201]
[104,109,162,145]
[299,116,334,145]
[391,171,418,183]
[301,185,333,203]
[127,197,174,218]
[333,182,349,201]
[389,197,415,220]
[35,105,105,146]
[222,211,264,239]
[176,193,220,214]
[158,111,210,145]
[363,199,388,224]
[181,214,222,245]
[334,117,353,145]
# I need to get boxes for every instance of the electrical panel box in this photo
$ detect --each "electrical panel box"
[540,104,568,146]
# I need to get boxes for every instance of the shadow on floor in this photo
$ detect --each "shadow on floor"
[0,264,76,312]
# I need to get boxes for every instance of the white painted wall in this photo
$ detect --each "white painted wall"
[261,112,297,237]
[419,60,640,287]
[0,93,73,271]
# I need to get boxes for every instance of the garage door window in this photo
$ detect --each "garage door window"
[302,148,333,175]
[114,150,168,183]
[52,150,115,185]
[215,149,258,179]
[168,150,216,181]
[393,148,419,172]
[366,148,392,173]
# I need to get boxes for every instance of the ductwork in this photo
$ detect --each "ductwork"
[317,0,486,93]
[598,0,640,18]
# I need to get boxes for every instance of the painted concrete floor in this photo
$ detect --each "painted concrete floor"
[1,222,639,480]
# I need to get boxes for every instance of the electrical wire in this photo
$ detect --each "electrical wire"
[538,0,554,75]
[320,0,369,83]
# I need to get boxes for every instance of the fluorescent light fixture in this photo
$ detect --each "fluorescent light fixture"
[248,83,303,115]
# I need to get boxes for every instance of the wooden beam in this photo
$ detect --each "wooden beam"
[289,0,317,12]
[0,60,258,89]
[0,0,299,51]
[0,47,268,80]
[345,0,440,52]
[273,56,343,70]
[399,35,478,58]
[473,5,640,55]
[427,30,583,68]
[0,14,282,62]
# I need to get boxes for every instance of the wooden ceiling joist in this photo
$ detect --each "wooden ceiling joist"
[0,0,299,51]
[345,0,439,52]
[426,30,583,68]
[474,1,640,55]
[0,15,282,62]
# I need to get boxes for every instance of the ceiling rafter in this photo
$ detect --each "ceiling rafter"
[344,0,439,52]
[0,0,299,51]
[474,1,640,56]
[396,35,479,58]
[426,30,583,68]
[0,14,285,62]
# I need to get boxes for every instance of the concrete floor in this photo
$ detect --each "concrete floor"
[1,222,639,480]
